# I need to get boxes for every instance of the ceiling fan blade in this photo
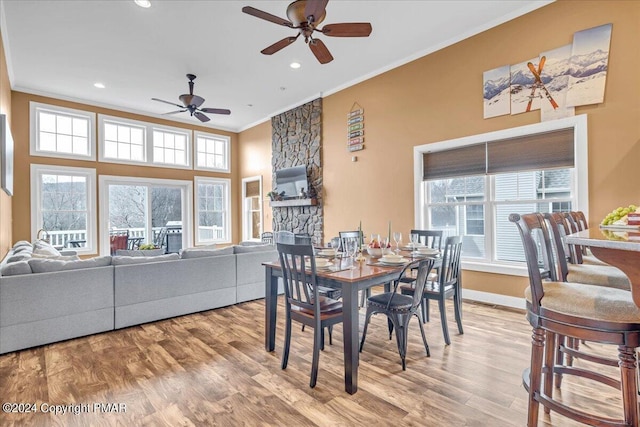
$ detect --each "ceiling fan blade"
[309,38,333,64]
[320,23,372,37]
[152,98,183,108]
[194,112,210,123]
[242,6,292,27]
[163,110,187,115]
[261,36,298,55]
[200,108,231,115]
[305,0,328,24]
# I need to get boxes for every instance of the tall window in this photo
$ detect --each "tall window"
[415,115,588,275]
[30,102,95,160]
[195,177,231,244]
[194,131,230,172]
[31,164,97,254]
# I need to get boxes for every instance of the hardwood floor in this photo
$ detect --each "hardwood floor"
[0,298,624,426]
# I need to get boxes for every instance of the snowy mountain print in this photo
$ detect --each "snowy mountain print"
[510,58,540,115]
[540,44,575,121]
[483,65,510,118]
[566,23,612,107]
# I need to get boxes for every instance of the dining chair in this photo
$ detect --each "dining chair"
[399,235,463,345]
[564,212,608,266]
[261,231,274,244]
[410,229,444,250]
[359,258,436,370]
[276,242,343,388]
[544,212,629,290]
[109,230,129,255]
[339,230,369,306]
[510,212,640,426]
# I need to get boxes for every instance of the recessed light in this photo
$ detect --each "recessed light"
[94,82,105,89]
[290,62,301,69]
[247,104,253,107]
[134,0,151,8]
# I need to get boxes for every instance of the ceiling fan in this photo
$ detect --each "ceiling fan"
[242,0,372,64]
[151,74,230,123]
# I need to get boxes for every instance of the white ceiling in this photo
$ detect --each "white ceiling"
[0,0,551,132]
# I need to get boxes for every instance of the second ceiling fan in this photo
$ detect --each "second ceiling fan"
[242,0,372,64]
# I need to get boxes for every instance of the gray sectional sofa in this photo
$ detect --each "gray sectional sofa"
[0,241,279,354]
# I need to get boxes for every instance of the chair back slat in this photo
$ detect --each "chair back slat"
[545,212,575,280]
[410,229,443,250]
[438,236,463,289]
[277,242,318,314]
[509,213,554,313]
[339,230,363,251]
[387,258,435,310]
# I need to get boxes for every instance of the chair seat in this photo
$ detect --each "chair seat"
[399,281,454,295]
[525,281,640,324]
[367,292,413,311]
[567,263,630,290]
[292,296,343,317]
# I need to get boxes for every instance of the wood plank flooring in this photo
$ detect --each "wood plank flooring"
[0,297,624,426]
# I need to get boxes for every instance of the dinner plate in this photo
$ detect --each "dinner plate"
[401,244,425,251]
[415,248,439,255]
[315,260,333,269]
[317,249,337,257]
[379,257,408,265]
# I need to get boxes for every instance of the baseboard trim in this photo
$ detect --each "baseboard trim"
[461,289,526,310]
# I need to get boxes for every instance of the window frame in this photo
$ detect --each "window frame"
[194,176,232,245]
[30,164,98,255]
[413,114,588,277]
[30,102,96,160]
[98,114,192,169]
[194,131,231,173]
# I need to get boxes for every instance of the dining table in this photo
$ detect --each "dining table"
[566,228,640,308]
[263,249,442,394]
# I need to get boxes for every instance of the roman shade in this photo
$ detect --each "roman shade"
[423,128,575,180]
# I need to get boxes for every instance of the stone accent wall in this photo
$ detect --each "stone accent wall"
[271,98,323,243]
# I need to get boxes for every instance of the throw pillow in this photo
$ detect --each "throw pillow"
[0,261,33,276]
[32,240,61,257]
[28,256,112,273]
[31,253,80,261]
[181,246,234,259]
[111,253,180,265]
[115,249,165,257]
[12,240,32,249]
[12,245,33,254]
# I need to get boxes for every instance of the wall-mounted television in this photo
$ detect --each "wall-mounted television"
[275,165,308,199]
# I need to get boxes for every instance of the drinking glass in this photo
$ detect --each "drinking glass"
[393,232,402,253]
[330,237,341,258]
[379,236,389,256]
[410,233,419,249]
[344,238,358,268]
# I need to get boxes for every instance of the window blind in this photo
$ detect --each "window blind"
[423,128,574,180]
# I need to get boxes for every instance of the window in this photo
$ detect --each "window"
[195,177,231,244]
[194,131,230,172]
[31,164,97,254]
[98,115,191,168]
[30,102,95,160]
[414,115,588,276]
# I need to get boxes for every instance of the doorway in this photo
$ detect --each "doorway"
[242,176,262,242]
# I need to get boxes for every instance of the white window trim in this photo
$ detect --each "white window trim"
[194,176,232,245]
[30,102,96,160]
[194,131,231,173]
[413,114,588,277]
[98,114,192,169]
[242,175,263,242]
[98,175,193,256]
[30,164,98,255]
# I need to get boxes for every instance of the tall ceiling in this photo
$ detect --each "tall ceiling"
[1,0,551,132]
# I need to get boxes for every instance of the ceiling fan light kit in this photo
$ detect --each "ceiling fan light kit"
[243,0,372,64]
[151,74,230,123]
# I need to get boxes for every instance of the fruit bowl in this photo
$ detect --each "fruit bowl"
[366,246,390,258]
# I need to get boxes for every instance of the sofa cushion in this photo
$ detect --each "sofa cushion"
[6,253,33,263]
[32,240,61,257]
[12,245,33,254]
[28,256,112,273]
[112,253,180,265]
[240,241,268,246]
[31,253,80,261]
[115,249,165,257]
[181,246,234,259]
[12,240,32,249]
[233,244,274,254]
[0,261,33,276]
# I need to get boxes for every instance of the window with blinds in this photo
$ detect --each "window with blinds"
[420,125,580,266]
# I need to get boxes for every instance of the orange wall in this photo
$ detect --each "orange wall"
[10,92,240,250]
[0,30,12,258]
[240,0,640,298]
[237,120,273,232]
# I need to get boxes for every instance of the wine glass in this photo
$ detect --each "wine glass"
[393,231,402,253]
[344,238,358,268]
[410,233,419,249]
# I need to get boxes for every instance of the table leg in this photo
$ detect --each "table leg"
[343,282,359,394]
[265,266,278,352]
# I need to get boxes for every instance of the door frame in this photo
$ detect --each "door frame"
[241,175,263,242]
